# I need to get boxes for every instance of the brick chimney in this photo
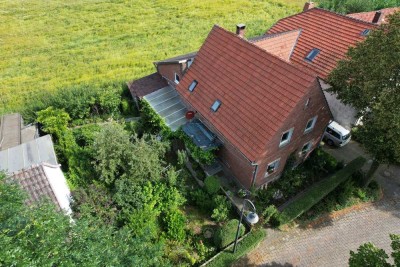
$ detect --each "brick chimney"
[372,11,382,23]
[303,1,315,12]
[236,24,246,38]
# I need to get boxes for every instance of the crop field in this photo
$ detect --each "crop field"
[0,0,304,114]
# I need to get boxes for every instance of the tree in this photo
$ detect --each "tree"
[92,123,170,186]
[37,107,70,141]
[328,12,400,183]
[349,234,400,267]
[0,173,169,266]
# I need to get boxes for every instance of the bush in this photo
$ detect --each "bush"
[214,219,245,249]
[190,189,213,211]
[269,211,284,228]
[204,176,221,195]
[211,195,231,223]
[162,209,187,242]
[279,157,366,225]
[261,205,278,224]
[206,229,266,267]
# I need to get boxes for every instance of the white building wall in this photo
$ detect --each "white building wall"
[319,79,358,130]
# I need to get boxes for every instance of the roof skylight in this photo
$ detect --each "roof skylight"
[188,80,198,92]
[360,29,370,36]
[305,48,320,62]
[211,100,221,112]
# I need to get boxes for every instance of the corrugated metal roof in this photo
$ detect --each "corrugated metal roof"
[0,135,58,173]
[143,85,187,131]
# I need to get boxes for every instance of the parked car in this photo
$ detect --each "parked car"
[323,121,351,147]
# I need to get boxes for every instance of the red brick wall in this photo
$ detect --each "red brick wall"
[253,79,332,187]
[157,63,186,84]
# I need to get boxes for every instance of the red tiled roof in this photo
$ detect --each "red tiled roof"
[267,8,377,79]
[176,25,318,161]
[11,164,60,209]
[348,7,400,24]
[251,29,301,62]
[128,72,168,99]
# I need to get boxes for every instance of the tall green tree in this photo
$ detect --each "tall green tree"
[92,122,169,186]
[328,12,400,183]
[0,172,169,266]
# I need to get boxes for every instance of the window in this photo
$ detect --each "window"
[188,80,198,92]
[361,29,370,36]
[187,59,193,68]
[304,116,317,133]
[211,100,221,112]
[279,128,294,147]
[305,48,320,62]
[327,127,341,139]
[174,73,180,84]
[301,141,313,156]
[265,159,280,177]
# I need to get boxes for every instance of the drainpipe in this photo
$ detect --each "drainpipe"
[250,162,259,189]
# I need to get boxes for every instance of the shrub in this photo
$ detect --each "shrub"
[261,205,278,224]
[204,176,221,195]
[162,209,187,242]
[190,189,213,211]
[211,195,231,223]
[206,229,266,267]
[269,211,284,228]
[214,219,245,249]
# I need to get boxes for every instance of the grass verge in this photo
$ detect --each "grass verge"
[205,229,266,267]
[279,156,366,225]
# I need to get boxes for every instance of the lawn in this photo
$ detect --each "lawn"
[0,0,303,114]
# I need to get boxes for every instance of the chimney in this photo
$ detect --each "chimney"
[303,1,315,12]
[372,11,382,24]
[236,24,246,38]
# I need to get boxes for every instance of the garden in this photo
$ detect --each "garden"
[253,149,381,228]
[2,85,263,266]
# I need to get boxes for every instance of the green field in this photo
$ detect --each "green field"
[0,0,304,114]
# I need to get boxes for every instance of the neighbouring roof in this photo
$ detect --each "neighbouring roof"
[0,135,58,173]
[143,85,187,131]
[250,29,301,62]
[347,7,400,24]
[176,25,318,161]
[0,113,38,151]
[128,72,168,99]
[154,51,197,65]
[0,113,22,151]
[10,163,72,213]
[267,8,377,79]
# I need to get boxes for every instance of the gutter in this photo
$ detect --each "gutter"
[250,162,259,188]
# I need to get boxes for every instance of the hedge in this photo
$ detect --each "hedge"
[214,219,245,249]
[205,229,266,267]
[279,156,366,225]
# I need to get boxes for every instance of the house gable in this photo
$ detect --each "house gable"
[267,8,377,79]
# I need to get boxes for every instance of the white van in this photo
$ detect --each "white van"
[323,121,351,147]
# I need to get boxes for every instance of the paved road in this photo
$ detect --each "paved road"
[233,142,400,267]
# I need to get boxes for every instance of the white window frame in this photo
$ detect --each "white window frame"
[187,59,193,68]
[174,73,180,84]
[279,128,294,147]
[300,140,313,156]
[265,158,280,177]
[304,116,317,133]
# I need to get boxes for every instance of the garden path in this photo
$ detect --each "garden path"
[232,141,400,267]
